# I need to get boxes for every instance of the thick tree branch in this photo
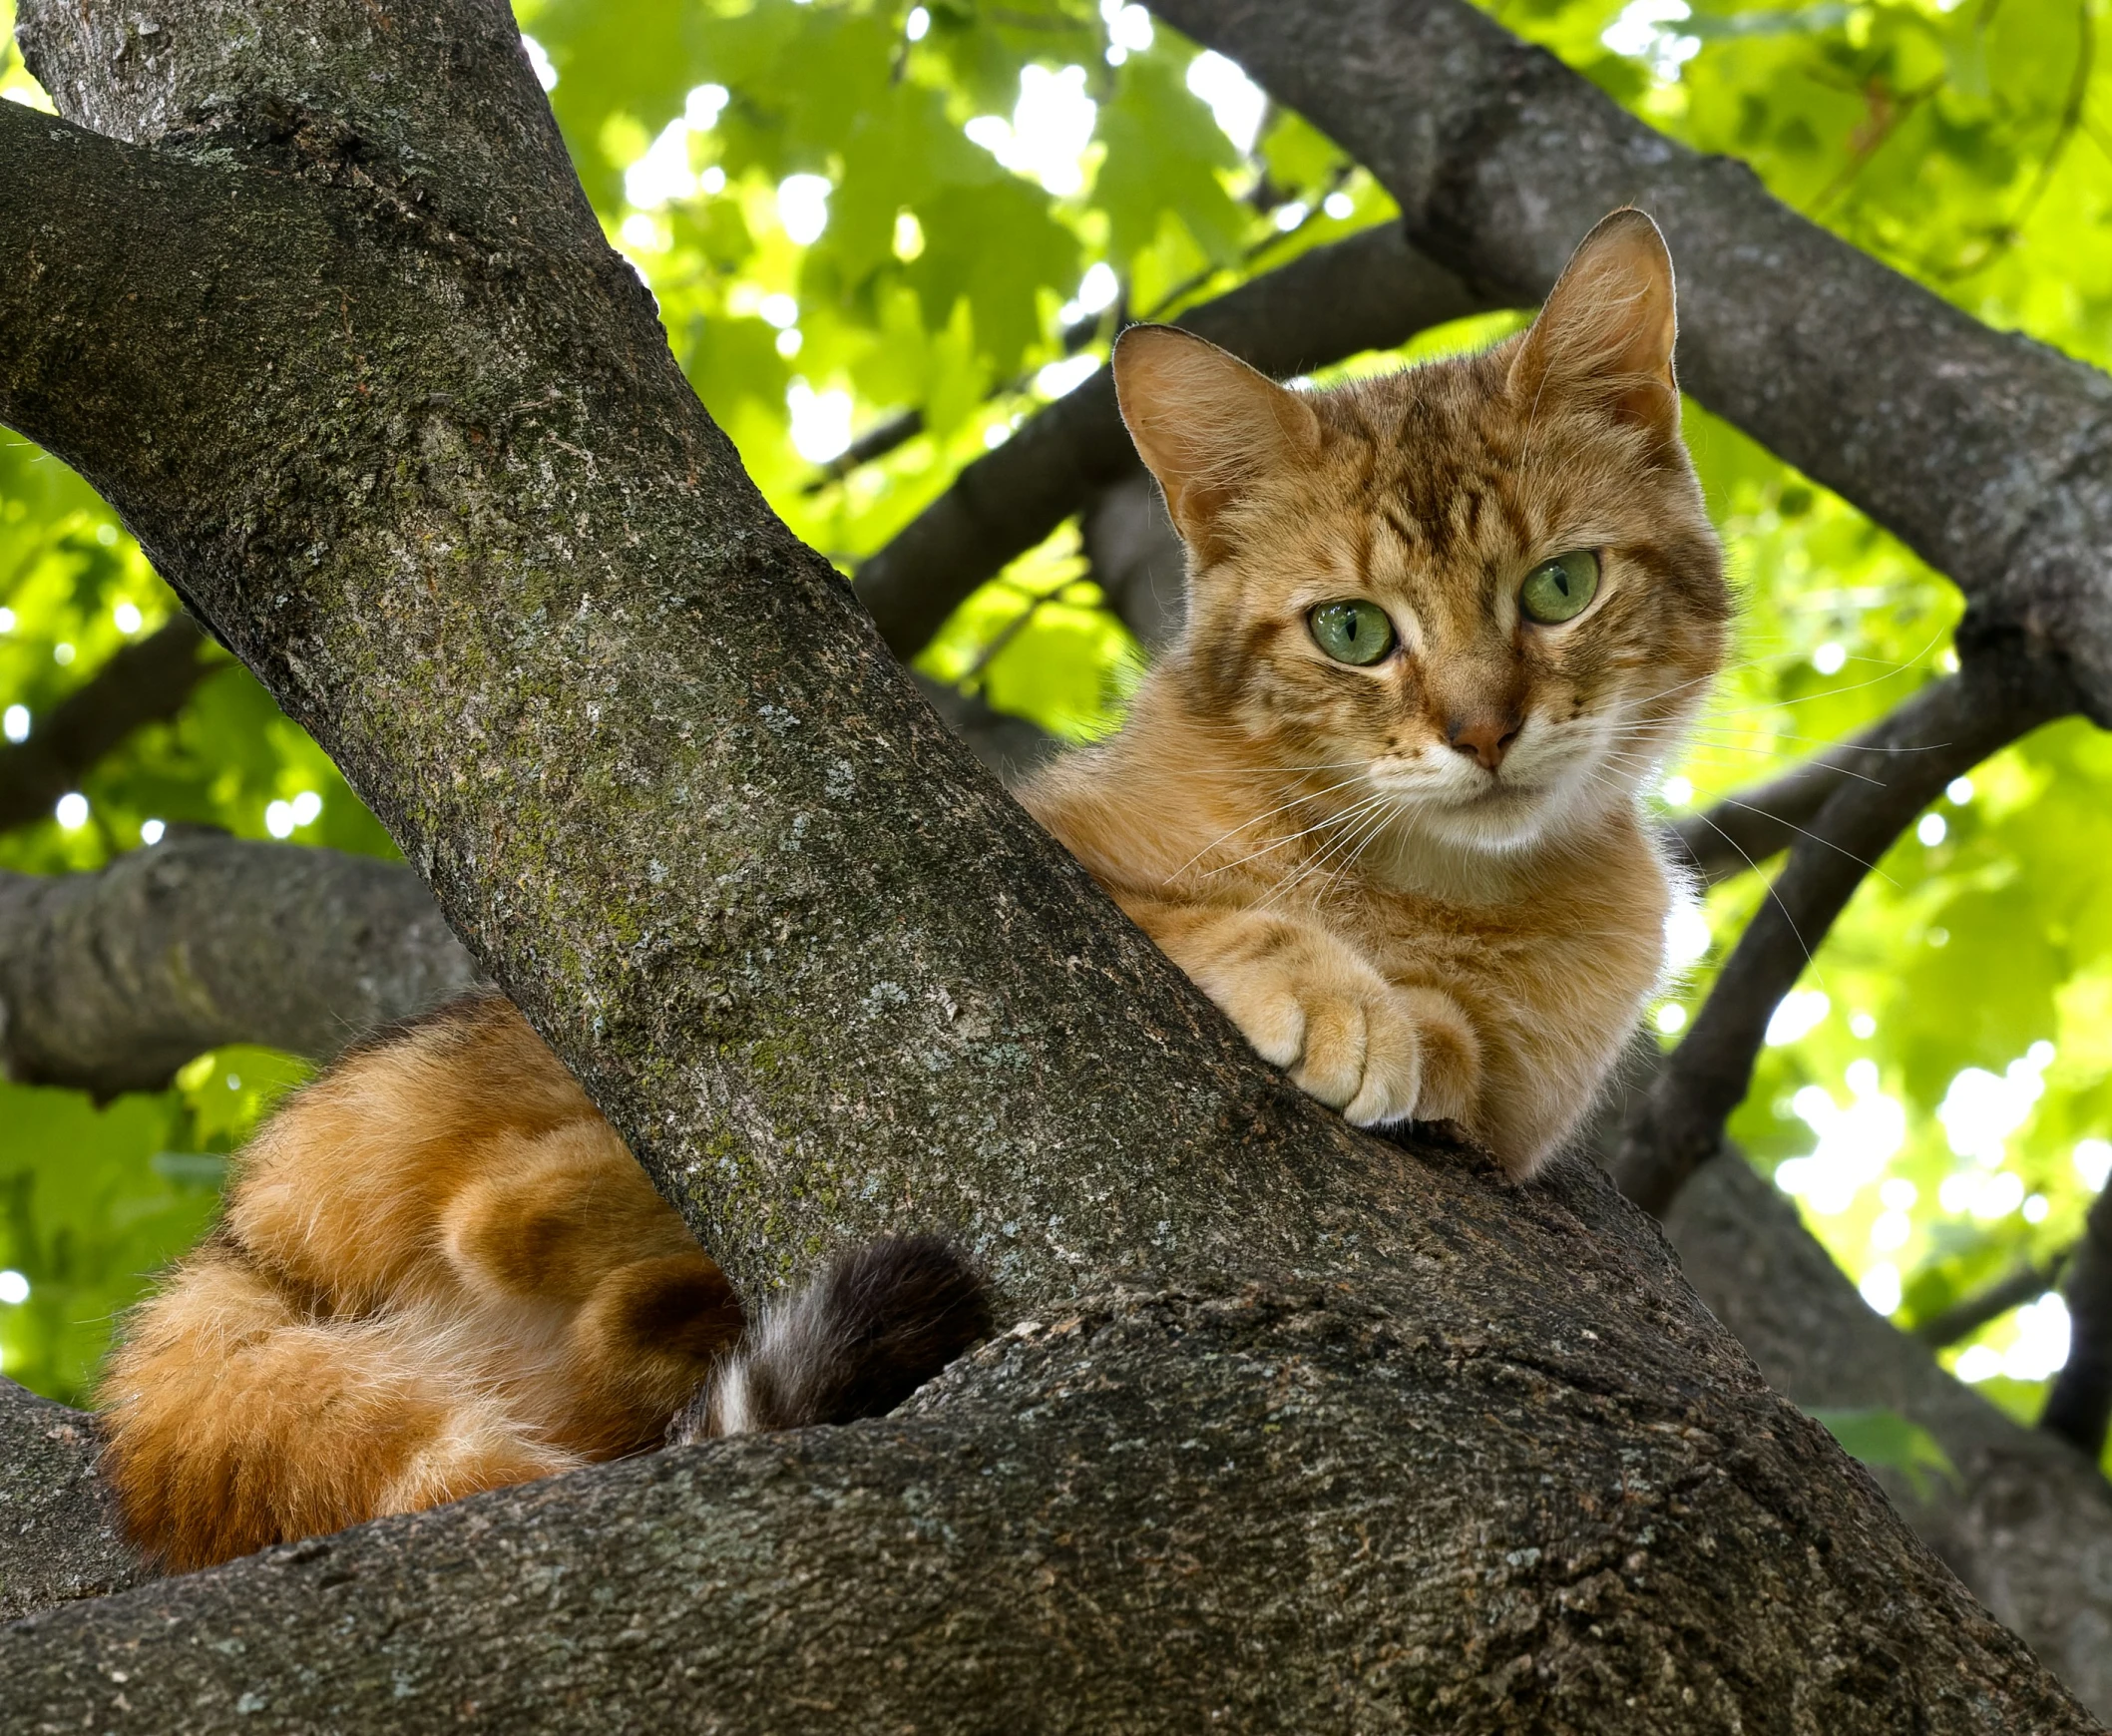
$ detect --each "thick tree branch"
[15,0,586,237]
[4,1166,2093,1731]
[0,674,1043,1101]
[0,1381,140,1623]
[1571,1042,2112,1712]
[0,830,480,1094]
[1616,657,2071,1216]
[0,1,2095,1723]
[1151,0,2112,723]
[0,617,211,835]
[2041,1184,2112,1458]
[1664,1151,2112,1715]
[2,29,1336,1309]
[0,670,1046,1102]
[853,222,1492,656]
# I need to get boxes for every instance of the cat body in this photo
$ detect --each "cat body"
[100,995,988,1571]
[1026,683,1676,1168]
[98,210,1723,1571]
[1026,209,1728,1175]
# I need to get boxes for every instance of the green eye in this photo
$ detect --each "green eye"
[1518,551,1601,625]
[1308,600,1397,665]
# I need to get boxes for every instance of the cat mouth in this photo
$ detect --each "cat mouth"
[1368,767,1542,811]
[1463,778,1539,807]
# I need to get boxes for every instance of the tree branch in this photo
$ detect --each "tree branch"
[1150,0,2112,723]
[0,1,2095,1722]
[0,672,1045,1104]
[3,1175,2094,1731]
[0,1381,141,1623]
[0,617,212,834]
[0,831,480,1094]
[1663,1148,2112,1716]
[2041,1184,2112,1458]
[4,22,1338,1308]
[1665,690,1950,886]
[1616,656,2072,1216]
[1915,1254,2071,1351]
[15,0,586,236]
[803,405,925,493]
[852,222,1492,657]
[1569,1032,2112,1712]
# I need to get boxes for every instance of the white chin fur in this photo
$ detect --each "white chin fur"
[1385,751,1641,854]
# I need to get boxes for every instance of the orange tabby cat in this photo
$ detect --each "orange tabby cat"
[1023,208,1727,1175]
[99,209,1723,1571]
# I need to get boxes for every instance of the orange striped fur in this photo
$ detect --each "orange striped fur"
[99,994,741,1572]
[1025,211,1729,1175]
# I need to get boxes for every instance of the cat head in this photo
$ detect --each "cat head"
[1111,209,1730,855]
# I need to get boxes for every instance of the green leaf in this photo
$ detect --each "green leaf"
[1809,1408,1960,1500]
[1093,51,1249,273]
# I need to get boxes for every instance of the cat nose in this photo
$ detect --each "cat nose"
[1447,713,1521,770]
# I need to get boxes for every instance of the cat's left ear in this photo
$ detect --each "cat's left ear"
[1507,208,1679,445]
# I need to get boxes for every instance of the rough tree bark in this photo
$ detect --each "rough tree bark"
[1574,1047,2112,1712]
[7,705,2102,1693]
[1667,1154,2112,1712]
[0,1,2099,1729]
[11,848,2112,1710]
[0,1380,140,1624]
[0,829,481,1094]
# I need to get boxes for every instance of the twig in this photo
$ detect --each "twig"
[1664,694,1962,886]
[2041,1184,2112,1457]
[2000,0,2094,241]
[801,406,927,492]
[957,579,1100,685]
[804,174,1360,500]
[802,299,1120,495]
[1615,653,2073,1217]
[1913,1249,2072,1349]
[0,615,211,833]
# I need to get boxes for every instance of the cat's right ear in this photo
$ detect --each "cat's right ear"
[1112,324,1320,565]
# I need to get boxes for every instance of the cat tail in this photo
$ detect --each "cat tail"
[669,1235,992,1443]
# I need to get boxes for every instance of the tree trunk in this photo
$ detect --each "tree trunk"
[0,1,2098,1727]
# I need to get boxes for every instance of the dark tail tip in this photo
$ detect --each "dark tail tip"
[672,1235,992,1443]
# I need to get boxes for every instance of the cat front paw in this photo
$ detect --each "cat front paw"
[1207,948,1479,1129]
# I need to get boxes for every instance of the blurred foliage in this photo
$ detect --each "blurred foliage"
[1,0,2109,1448]
[1810,1406,1960,1499]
